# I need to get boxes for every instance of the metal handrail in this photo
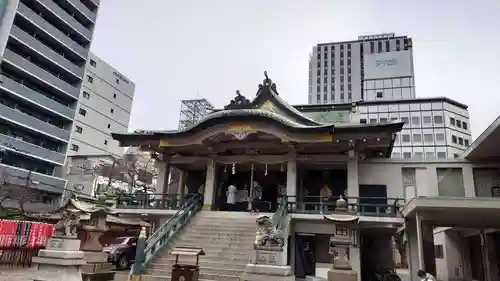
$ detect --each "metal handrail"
[285,195,404,217]
[132,193,203,274]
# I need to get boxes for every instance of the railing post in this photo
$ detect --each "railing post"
[132,227,147,275]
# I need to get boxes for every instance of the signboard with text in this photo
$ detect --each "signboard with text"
[363,50,413,80]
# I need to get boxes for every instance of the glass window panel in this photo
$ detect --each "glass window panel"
[393,88,402,99]
[392,78,401,87]
[402,88,411,99]
[383,79,392,88]
[413,134,422,142]
[437,168,465,197]
[424,134,433,142]
[402,78,410,87]
[375,80,383,88]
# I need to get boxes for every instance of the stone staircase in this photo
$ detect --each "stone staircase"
[115,211,260,281]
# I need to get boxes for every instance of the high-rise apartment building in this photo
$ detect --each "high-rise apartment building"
[0,0,99,195]
[68,52,135,158]
[308,33,415,105]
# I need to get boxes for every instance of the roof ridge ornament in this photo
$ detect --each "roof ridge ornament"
[258,71,278,95]
[224,89,252,110]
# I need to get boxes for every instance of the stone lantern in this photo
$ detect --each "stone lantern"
[323,195,359,281]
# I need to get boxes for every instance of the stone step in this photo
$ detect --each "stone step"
[147,266,244,276]
[153,255,249,264]
[175,236,255,244]
[189,222,257,229]
[186,225,257,232]
[149,260,247,270]
[116,273,240,281]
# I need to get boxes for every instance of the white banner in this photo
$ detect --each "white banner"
[364,51,413,79]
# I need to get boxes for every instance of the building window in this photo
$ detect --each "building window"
[450,117,456,126]
[87,75,93,83]
[392,152,401,158]
[403,152,411,159]
[436,133,445,141]
[82,91,90,99]
[423,116,431,124]
[75,126,83,133]
[79,108,87,116]
[71,144,79,151]
[435,245,444,259]
[411,116,420,125]
[107,124,111,129]
[402,134,411,143]
[462,122,468,130]
[360,118,367,124]
[437,152,447,159]
[110,108,114,114]
[424,134,433,142]
[104,140,108,145]
[456,120,462,128]
[452,135,458,144]
[426,152,435,158]
[464,139,470,147]
[379,117,388,123]
[414,152,423,159]
[369,118,377,124]
[113,93,117,98]
[89,59,96,67]
[401,117,409,124]
[434,115,443,124]
[413,134,422,142]
[376,91,383,98]
[458,137,464,145]
[116,78,120,84]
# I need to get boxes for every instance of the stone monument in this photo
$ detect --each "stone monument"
[241,215,294,281]
[323,196,359,281]
[31,216,86,281]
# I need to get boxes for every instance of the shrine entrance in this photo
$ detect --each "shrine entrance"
[360,228,398,281]
[214,162,286,212]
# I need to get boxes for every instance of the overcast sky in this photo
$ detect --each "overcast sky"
[91,0,500,140]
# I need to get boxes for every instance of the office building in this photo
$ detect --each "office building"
[0,0,99,195]
[359,97,471,159]
[68,52,135,158]
[308,33,415,105]
[295,97,471,159]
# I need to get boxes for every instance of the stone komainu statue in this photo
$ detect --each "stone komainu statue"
[254,216,285,249]
[54,209,81,236]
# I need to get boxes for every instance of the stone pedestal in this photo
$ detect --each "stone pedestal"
[80,219,115,281]
[31,236,86,281]
[242,247,294,281]
[327,269,358,281]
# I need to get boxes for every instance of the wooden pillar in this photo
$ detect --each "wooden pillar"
[203,159,216,210]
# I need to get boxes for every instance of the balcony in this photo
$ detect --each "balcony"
[0,75,75,120]
[286,195,404,217]
[0,102,70,141]
[10,26,85,78]
[35,0,92,41]
[0,163,65,193]
[2,49,80,99]
[0,133,65,164]
[66,0,97,23]
[17,3,88,59]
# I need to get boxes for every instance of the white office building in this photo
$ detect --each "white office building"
[359,97,472,159]
[68,52,135,158]
[308,33,415,105]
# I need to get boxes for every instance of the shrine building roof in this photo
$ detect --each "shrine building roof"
[112,72,404,155]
